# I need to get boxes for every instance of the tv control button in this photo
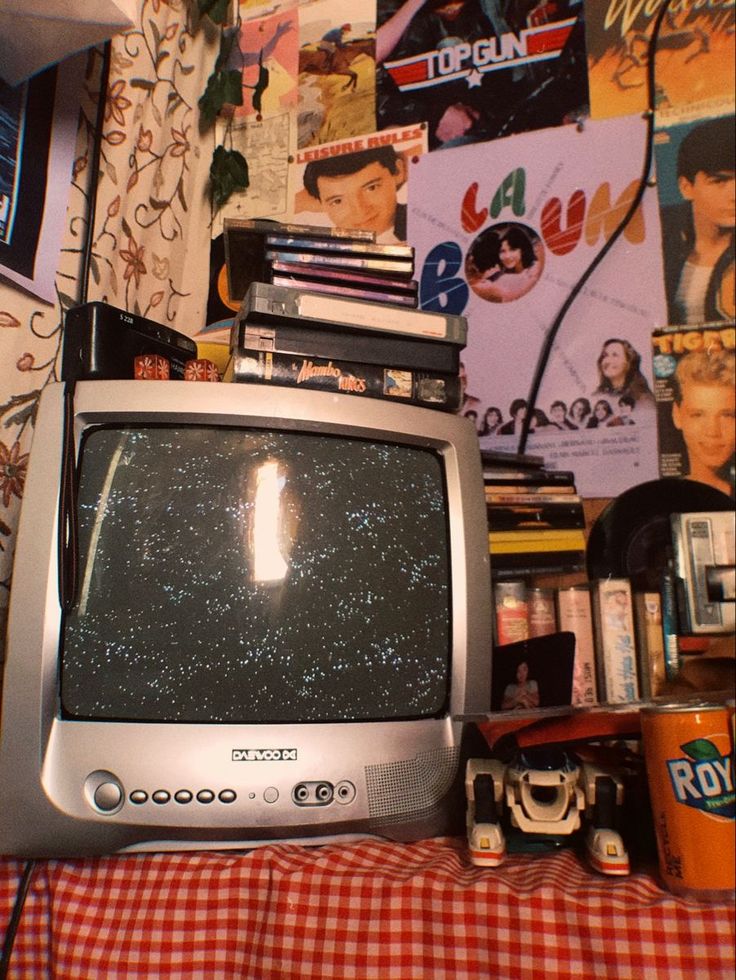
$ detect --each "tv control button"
[94,781,123,812]
[218,790,236,804]
[129,790,148,805]
[263,787,279,804]
[196,789,215,804]
[174,790,193,804]
[152,790,171,805]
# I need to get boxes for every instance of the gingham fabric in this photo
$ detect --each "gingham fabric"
[1,838,734,979]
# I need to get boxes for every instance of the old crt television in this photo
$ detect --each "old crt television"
[0,381,492,857]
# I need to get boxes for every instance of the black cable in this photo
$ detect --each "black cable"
[517,0,673,456]
[59,40,112,611]
[79,40,112,307]
[0,861,36,980]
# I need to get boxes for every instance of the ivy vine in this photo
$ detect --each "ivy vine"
[196,0,250,209]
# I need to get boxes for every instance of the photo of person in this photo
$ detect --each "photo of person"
[656,114,735,326]
[292,125,426,243]
[479,406,503,436]
[607,395,637,426]
[458,361,482,417]
[501,660,540,711]
[465,223,544,303]
[497,398,527,436]
[549,400,577,430]
[671,347,735,497]
[586,399,614,428]
[592,338,655,406]
[569,397,592,428]
[302,146,407,242]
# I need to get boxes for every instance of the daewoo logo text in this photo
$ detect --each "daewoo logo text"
[232,749,298,762]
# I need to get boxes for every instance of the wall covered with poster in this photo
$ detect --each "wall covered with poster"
[0,0,733,640]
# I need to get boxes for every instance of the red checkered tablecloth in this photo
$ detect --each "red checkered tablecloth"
[1,838,734,979]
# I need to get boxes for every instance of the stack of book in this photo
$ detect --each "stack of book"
[482,451,586,577]
[224,217,418,309]
[226,280,467,411]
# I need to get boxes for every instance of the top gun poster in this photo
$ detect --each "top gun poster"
[586,0,736,123]
[376,0,589,152]
[407,114,668,497]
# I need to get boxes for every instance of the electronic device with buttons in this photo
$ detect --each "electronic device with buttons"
[0,380,492,857]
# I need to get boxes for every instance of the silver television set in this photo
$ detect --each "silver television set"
[0,380,492,857]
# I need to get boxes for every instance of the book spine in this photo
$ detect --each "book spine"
[556,586,598,707]
[633,591,666,699]
[591,578,639,704]
[493,581,529,646]
[231,350,462,412]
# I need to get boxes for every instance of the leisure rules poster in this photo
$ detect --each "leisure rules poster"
[586,0,735,123]
[376,0,589,151]
[407,114,668,498]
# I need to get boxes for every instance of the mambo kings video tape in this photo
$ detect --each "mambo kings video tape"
[224,217,375,305]
[236,282,467,347]
[62,302,198,382]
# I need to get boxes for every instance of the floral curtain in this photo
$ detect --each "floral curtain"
[0,0,217,654]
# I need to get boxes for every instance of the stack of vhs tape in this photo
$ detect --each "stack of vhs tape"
[227,281,466,412]
[482,451,586,577]
[224,217,418,309]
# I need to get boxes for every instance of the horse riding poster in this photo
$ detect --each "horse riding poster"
[297,0,377,148]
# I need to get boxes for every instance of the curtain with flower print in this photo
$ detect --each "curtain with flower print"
[0,0,217,654]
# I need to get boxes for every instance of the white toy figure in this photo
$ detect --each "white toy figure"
[466,748,630,876]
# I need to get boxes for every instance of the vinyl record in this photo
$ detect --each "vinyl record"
[586,478,734,591]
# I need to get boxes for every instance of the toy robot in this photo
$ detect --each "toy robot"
[465,747,630,876]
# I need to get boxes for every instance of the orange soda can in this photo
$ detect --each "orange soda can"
[641,702,735,901]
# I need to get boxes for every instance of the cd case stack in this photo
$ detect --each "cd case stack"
[224,217,418,309]
[482,450,586,577]
[224,221,467,411]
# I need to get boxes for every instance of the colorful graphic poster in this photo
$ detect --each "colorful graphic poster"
[291,123,427,242]
[234,4,299,119]
[586,1,735,123]
[376,0,589,152]
[651,323,735,498]
[408,115,668,497]
[653,112,735,328]
[298,0,377,148]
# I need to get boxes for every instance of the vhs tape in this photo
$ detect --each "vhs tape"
[61,302,197,382]
[229,349,461,412]
[239,282,467,345]
[234,320,460,375]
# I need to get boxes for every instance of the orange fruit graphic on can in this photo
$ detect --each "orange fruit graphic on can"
[641,702,735,901]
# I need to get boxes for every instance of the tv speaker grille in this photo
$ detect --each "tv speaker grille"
[365,747,459,822]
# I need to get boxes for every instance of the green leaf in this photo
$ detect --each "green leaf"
[681,738,721,761]
[198,68,242,125]
[221,69,243,107]
[198,0,230,25]
[209,146,249,209]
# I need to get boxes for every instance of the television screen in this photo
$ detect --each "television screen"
[61,425,451,724]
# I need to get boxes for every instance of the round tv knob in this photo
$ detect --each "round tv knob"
[93,780,123,812]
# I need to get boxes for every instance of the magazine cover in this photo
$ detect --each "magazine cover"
[376,0,589,151]
[408,114,667,497]
[586,1,735,123]
[651,322,735,498]
[652,112,735,328]
[298,0,377,148]
[290,123,427,243]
